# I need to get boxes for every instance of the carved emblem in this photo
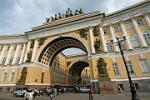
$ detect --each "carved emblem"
[79,29,87,39]
[93,26,99,37]
[30,40,34,49]
[39,37,47,47]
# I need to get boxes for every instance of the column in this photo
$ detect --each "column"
[99,25,108,52]
[5,45,13,65]
[89,27,96,54]
[31,39,39,62]
[19,43,26,64]
[0,45,6,64]
[109,24,120,52]
[12,44,20,65]
[120,22,133,50]
[131,17,147,47]
[88,57,100,94]
[143,14,150,29]
[24,41,31,62]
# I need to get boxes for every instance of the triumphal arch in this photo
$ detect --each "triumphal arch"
[0,1,150,94]
[25,9,105,93]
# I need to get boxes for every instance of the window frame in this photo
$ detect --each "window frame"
[139,59,150,73]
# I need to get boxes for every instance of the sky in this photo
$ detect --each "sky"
[0,0,143,55]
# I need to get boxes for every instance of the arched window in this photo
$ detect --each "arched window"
[129,34,139,48]
[143,31,150,45]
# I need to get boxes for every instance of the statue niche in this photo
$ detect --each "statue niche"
[97,58,108,77]
[94,39,101,52]
[26,50,32,63]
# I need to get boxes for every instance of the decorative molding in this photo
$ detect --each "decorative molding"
[103,1,150,26]
[0,83,16,86]
[91,48,150,59]
[26,15,102,39]
[111,77,150,82]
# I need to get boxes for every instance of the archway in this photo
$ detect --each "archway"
[68,61,89,85]
[38,36,88,66]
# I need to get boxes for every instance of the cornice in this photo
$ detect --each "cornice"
[91,47,150,59]
[103,0,150,26]
[31,11,103,31]
[26,13,103,39]
[0,34,28,44]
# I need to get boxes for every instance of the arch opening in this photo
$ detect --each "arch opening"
[38,37,88,66]
[68,61,90,85]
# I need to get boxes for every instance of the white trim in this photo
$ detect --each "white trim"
[90,80,99,82]
[111,77,150,82]
[25,83,52,85]
[0,83,16,86]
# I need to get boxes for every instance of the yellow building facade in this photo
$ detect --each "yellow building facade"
[0,0,150,93]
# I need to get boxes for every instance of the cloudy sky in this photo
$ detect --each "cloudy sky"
[0,0,144,55]
[0,0,143,35]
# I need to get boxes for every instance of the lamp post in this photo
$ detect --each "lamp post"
[114,36,139,100]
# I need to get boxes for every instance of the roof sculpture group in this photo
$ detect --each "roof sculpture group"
[46,8,84,23]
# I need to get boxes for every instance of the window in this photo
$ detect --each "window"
[13,45,17,51]
[103,27,109,35]
[124,22,132,29]
[16,57,20,64]
[9,72,15,81]
[7,46,10,51]
[41,72,45,83]
[140,59,149,73]
[133,83,140,90]
[130,34,139,48]
[137,19,145,26]
[20,45,24,50]
[2,72,7,82]
[0,46,3,51]
[112,63,120,75]
[9,56,14,65]
[126,61,134,74]
[106,41,113,52]
[143,31,150,45]
[114,25,121,33]
[120,42,126,50]
[2,57,6,65]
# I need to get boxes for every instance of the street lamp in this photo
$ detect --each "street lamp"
[113,36,139,100]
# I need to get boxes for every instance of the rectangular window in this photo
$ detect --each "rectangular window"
[133,83,140,90]
[130,34,139,48]
[124,22,132,29]
[20,45,24,50]
[114,26,121,33]
[126,61,134,74]
[120,42,126,50]
[9,56,14,65]
[2,72,7,82]
[143,32,150,45]
[106,41,112,52]
[7,46,10,51]
[112,63,120,75]
[14,45,17,51]
[140,59,149,73]
[16,57,20,64]
[9,72,15,81]
[137,19,145,26]
[0,46,3,51]
[2,57,6,65]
